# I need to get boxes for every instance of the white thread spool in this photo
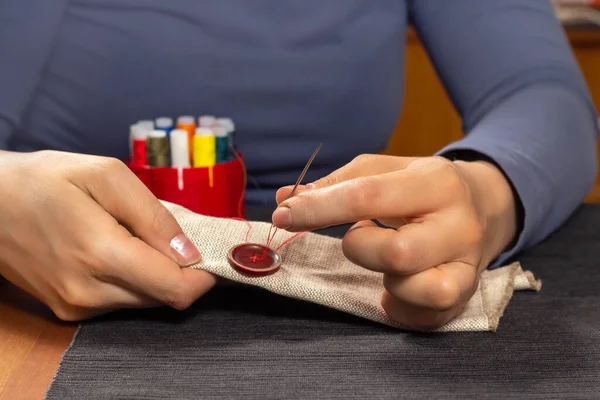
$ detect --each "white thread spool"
[198,115,216,128]
[170,129,191,169]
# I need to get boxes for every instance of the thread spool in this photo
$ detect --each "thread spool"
[155,117,174,134]
[198,115,216,128]
[147,130,170,167]
[216,118,234,133]
[137,120,155,131]
[177,115,195,126]
[169,129,191,168]
[176,116,196,164]
[217,118,236,159]
[193,127,216,168]
[132,120,154,161]
[213,125,230,163]
[130,124,149,166]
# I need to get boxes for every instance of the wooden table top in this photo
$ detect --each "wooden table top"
[0,280,77,400]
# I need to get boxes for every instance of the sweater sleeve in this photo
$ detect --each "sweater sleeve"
[408,0,599,267]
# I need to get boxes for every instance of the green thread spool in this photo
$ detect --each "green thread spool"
[213,125,229,163]
[217,118,236,160]
[146,130,169,167]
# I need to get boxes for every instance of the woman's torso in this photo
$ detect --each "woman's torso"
[1,0,408,204]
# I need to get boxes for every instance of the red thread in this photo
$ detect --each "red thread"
[227,145,304,263]
[228,217,252,243]
[263,224,278,259]
[275,232,306,251]
[265,224,277,248]
[229,146,246,219]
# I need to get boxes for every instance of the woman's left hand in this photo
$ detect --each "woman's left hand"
[272,154,518,330]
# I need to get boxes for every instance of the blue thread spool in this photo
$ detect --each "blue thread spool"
[155,117,174,164]
[155,117,174,135]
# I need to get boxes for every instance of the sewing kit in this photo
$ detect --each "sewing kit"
[127,115,245,219]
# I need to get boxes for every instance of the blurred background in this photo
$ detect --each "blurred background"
[384,0,600,202]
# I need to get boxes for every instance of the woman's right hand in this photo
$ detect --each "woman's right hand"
[0,150,216,321]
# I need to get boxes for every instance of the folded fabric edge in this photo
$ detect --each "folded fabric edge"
[485,263,541,332]
[516,268,543,292]
[487,264,519,333]
[194,263,517,334]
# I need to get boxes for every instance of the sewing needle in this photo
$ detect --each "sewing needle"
[288,142,322,199]
[264,143,322,249]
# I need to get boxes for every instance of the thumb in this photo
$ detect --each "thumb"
[74,158,201,266]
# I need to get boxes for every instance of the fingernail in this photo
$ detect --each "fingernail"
[170,233,201,266]
[272,207,293,229]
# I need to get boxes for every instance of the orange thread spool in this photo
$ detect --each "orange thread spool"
[176,116,196,165]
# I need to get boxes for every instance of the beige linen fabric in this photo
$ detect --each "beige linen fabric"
[165,202,542,332]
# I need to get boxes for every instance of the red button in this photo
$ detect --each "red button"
[227,243,281,276]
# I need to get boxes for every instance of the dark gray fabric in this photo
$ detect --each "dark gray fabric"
[45,205,600,399]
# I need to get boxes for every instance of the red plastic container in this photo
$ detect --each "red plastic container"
[127,157,245,218]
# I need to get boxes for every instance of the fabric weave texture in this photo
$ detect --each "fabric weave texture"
[166,202,542,332]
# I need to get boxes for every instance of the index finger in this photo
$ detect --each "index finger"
[273,168,443,231]
[275,154,415,204]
